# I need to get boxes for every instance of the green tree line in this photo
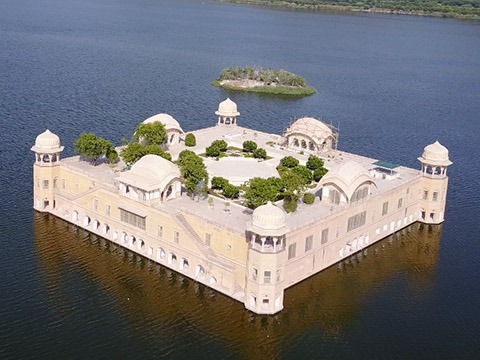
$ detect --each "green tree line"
[219,66,307,87]
[223,0,480,19]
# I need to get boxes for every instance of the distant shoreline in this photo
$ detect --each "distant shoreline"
[220,0,480,21]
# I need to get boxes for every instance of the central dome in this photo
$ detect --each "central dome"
[215,98,240,117]
[252,201,286,230]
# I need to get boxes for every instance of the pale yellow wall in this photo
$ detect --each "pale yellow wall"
[283,178,424,287]
[33,163,62,210]
[182,213,248,264]
[35,149,450,315]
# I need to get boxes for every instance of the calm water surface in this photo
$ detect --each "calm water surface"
[0,0,479,359]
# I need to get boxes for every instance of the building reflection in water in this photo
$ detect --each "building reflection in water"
[34,212,442,359]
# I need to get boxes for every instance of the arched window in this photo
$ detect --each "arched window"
[351,185,369,203]
[329,188,341,205]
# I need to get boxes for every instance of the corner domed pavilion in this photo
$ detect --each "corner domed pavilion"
[31,129,64,165]
[247,202,287,253]
[418,141,452,176]
[142,113,184,145]
[283,117,338,153]
[215,98,240,126]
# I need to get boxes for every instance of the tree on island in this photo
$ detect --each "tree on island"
[74,133,117,166]
[212,66,316,96]
[219,67,307,88]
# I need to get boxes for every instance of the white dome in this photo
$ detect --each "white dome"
[31,129,64,154]
[117,154,180,191]
[215,98,240,117]
[284,117,335,148]
[319,161,376,200]
[335,161,370,186]
[252,201,286,230]
[35,129,60,149]
[143,113,183,132]
[419,141,452,166]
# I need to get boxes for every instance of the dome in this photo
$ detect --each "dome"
[117,154,180,191]
[35,129,60,149]
[284,117,335,148]
[283,117,337,150]
[319,161,376,200]
[252,201,286,230]
[31,129,64,153]
[143,113,183,132]
[418,141,452,166]
[215,98,240,117]
[335,161,370,186]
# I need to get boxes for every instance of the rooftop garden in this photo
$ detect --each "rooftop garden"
[74,125,328,213]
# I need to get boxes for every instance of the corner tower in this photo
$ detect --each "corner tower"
[31,130,64,212]
[418,141,452,224]
[245,202,288,315]
[215,98,239,126]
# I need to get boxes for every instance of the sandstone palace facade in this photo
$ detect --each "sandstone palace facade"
[32,99,451,315]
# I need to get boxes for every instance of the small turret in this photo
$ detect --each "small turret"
[245,202,288,314]
[418,141,452,224]
[31,130,64,211]
[215,98,240,126]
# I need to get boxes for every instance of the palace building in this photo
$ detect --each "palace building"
[32,98,452,315]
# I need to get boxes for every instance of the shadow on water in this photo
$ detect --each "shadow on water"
[33,212,441,359]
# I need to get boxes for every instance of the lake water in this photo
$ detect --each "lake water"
[1,0,479,358]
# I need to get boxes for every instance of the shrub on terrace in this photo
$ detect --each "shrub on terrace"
[303,192,315,205]
[211,176,229,190]
[253,148,267,159]
[243,140,258,153]
[206,139,228,157]
[279,156,299,169]
[185,133,196,147]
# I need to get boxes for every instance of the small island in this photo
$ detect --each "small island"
[211,66,316,97]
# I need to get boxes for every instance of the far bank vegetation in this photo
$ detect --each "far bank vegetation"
[212,66,316,97]
[222,0,480,20]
